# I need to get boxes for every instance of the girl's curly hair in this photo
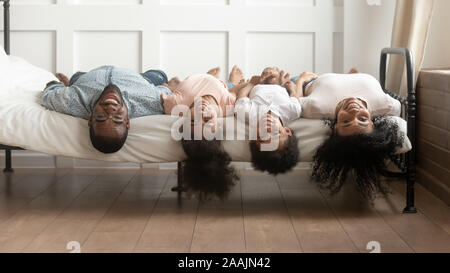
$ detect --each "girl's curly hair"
[181,139,239,201]
[311,116,404,199]
[249,130,299,175]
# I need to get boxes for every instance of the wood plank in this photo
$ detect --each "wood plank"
[0,169,95,252]
[373,180,450,252]
[276,170,316,190]
[23,169,135,253]
[81,171,169,253]
[133,174,199,253]
[320,181,413,253]
[0,172,28,193]
[0,172,31,224]
[241,172,302,253]
[391,180,450,234]
[0,169,71,225]
[279,185,358,253]
[190,180,245,253]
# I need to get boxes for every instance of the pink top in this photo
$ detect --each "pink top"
[162,74,236,116]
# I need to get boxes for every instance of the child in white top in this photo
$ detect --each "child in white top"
[233,67,302,175]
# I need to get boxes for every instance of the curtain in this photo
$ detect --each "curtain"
[386,0,435,97]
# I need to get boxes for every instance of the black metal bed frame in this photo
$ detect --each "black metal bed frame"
[1,0,23,173]
[379,48,417,213]
[0,0,417,213]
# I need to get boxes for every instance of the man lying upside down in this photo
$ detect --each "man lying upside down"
[41,66,178,153]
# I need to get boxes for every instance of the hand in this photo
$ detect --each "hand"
[296,71,318,85]
[249,75,262,85]
[55,73,70,86]
[278,70,290,86]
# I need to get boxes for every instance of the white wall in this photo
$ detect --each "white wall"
[343,0,396,78]
[422,0,450,69]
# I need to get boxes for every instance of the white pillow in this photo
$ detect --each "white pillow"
[389,116,412,154]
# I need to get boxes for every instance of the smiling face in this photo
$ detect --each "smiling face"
[256,113,292,150]
[88,85,130,141]
[334,97,374,136]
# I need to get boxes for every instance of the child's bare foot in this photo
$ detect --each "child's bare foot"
[207,67,221,78]
[348,68,358,74]
[284,81,299,98]
[294,76,304,97]
[55,73,70,86]
[228,65,244,85]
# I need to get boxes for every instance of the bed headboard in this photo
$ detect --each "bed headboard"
[1,0,10,55]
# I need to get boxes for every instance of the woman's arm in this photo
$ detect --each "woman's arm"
[295,72,318,97]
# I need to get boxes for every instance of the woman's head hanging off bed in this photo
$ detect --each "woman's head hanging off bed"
[41,66,180,153]
[296,69,404,199]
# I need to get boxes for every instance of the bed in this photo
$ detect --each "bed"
[0,0,418,213]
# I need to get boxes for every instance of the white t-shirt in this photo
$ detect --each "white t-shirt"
[234,84,302,125]
[299,73,401,119]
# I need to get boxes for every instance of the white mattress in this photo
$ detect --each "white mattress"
[0,48,412,164]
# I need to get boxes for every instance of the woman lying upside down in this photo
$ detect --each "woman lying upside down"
[295,69,404,199]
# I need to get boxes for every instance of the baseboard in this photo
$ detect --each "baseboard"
[0,151,314,171]
[0,150,56,168]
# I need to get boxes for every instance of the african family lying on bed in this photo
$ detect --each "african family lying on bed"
[41,65,403,201]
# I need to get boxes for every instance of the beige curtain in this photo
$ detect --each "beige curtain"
[386,0,435,97]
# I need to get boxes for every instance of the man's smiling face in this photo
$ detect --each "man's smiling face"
[89,85,130,142]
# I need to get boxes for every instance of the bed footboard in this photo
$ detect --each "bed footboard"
[380,47,417,214]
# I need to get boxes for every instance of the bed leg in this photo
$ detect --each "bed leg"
[171,162,185,201]
[403,154,417,214]
[3,149,14,173]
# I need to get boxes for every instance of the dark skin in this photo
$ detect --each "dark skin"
[50,73,130,141]
[88,86,130,140]
[334,97,374,136]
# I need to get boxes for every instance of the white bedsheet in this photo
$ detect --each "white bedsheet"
[0,48,412,163]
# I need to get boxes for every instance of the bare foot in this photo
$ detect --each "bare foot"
[164,77,180,91]
[228,65,244,85]
[55,73,70,86]
[294,76,304,97]
[285,81,299,98]
[348,68,359,74]
[207,67,221,78]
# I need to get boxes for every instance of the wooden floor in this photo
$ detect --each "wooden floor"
[0,168,449,253]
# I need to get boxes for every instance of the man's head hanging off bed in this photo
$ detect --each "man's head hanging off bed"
[88,84,129,153]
